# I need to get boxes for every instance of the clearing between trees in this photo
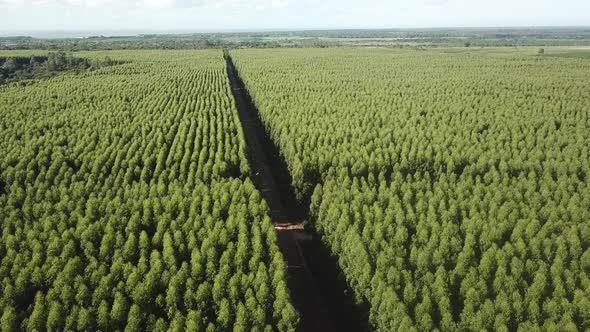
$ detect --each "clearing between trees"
[225,52,371,332]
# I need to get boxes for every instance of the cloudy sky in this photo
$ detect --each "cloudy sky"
[0,0,589,33]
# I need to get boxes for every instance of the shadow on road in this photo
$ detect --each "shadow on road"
[225,52,371,332]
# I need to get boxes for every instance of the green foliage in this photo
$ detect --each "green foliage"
[0,50,296,331]
[0,51,115,85]
[231,48,590,330]
[1,306,17,332]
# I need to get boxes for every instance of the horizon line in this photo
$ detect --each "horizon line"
[2,25,589,39]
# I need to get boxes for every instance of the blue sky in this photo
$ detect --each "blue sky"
[0,0,589,33]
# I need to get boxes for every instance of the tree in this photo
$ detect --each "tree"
[47,301,65,331]
[217,298,232,330]
[27,292,47,331]
[77,307,92,331]
[125,304,143,332]
[1,58,17,72]
[233,302,249,332]
[111,292,129,324]
[185,310,202,332]
[97,299,110,330]
[169,312,186,332]
[1,306,17,332]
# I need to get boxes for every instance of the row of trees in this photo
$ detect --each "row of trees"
[231,48,590,330]
[0,50,297,331]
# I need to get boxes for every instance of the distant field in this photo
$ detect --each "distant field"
[543,47,590,59]
[2,27,590,49]
[0,50,50,57]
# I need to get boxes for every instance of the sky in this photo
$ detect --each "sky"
[0,0,589,34]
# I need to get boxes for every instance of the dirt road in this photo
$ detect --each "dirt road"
[226,53,370,332]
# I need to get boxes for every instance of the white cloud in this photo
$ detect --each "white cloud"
[0,0,25,7]
[65,0,112,7]
[143,0,175,9]
[0,0,589,31]
[135,0,291,11]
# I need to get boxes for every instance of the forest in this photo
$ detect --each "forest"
[231,48,590,331]
[1,45,589,331]
[0,50,297,331]
[0,51,116,85]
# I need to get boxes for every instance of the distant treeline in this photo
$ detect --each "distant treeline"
[0,36,281,51]
[0,51,117,85]
[1,27,590,50]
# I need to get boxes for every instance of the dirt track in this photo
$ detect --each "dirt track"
[225,53,370,332]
